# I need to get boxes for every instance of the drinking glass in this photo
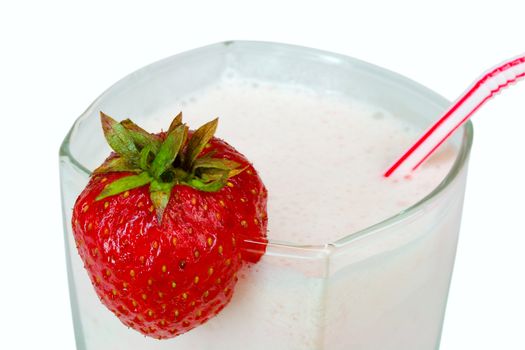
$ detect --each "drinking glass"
[59,41,473,350]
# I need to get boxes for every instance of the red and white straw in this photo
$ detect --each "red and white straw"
[384,54,525,178]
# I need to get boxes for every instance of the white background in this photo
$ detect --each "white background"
[1,1,524,349]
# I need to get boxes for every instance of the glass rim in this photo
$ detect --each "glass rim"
[60,40,474,254]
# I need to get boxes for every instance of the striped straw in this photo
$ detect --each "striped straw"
[384,54,525,178]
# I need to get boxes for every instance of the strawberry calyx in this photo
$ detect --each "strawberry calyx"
[94,112,243,222]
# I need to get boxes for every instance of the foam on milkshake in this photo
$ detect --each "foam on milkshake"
[164,77,457,244]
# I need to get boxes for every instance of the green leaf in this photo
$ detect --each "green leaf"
[192,157,241,173]
[227,165,249,178]
[174,125,190,167]
[139,144,153,170]
[121,119,161,153]
[96,172,153,200]
[92,156,141,174]
[172,168,189,182]
[199,169,228,182]
[150,125,186,179]
[150,179,175,192]
[193,157,246,180]
[167,112,183,134]
[184,174,228,192]
[100,112,139,160]
[149,180,175,223]
[184,118,218,169]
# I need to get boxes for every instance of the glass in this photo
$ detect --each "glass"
[59,41,473,350]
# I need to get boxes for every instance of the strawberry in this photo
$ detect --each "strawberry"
[72,112,267,339]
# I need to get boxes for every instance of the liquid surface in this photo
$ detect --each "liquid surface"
[156,78,457,245]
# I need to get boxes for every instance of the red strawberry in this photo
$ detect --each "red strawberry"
[72,112,267,339]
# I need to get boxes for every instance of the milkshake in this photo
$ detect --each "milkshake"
[60,41,472,350]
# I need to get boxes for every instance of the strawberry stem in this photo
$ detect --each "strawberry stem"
[94,112,243,223]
